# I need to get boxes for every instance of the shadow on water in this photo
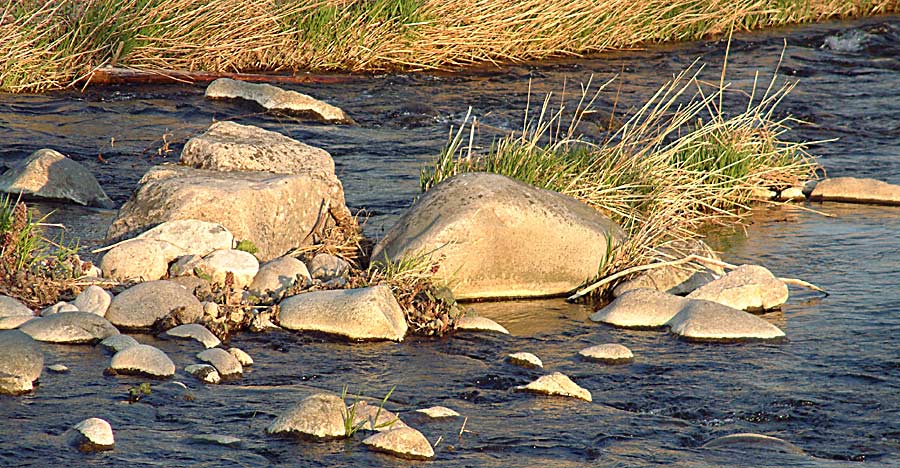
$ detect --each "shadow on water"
[1,15,900,467]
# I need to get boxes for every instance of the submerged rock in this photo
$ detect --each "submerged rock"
[190,434,242,447]
[590,288,688,328]
[67,418,115,452]
[100,238,178,282]
[185,364,221,384]
[810,176,900,206]
[162,324,221,349]
[205,78,351,122]
[414,406,460,419]
[19,312,118,344]
[362,427,435,460]
[278,286,408,341]
[372,172,625,300]
[578,343,634,363]
[203,249,259,289]
[0,330,44,395]
[107,165,355,262]
[137,219,234,257]
[506,352,543,369]
[98,334,139,353]
[702,433,805,455]
[0,149,113,208]
[72,285,113,316]
[687,265,788,311]
[108,344,175,378]
[456,315,510,335]
[196,348,243,379]
[515,372,592,402]
[666,300,785,341]
[105,280,203,330]
[266,393,346,439]
[249,256,310,299]
[613,239,724,296]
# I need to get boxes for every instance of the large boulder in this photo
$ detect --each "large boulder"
[514,372,592,402]
[612,239,724,296]
[372,173,625,300]
[0,149,113,208]
[278,286,408,341]
[205,78,351,123]
[809,177,900,206]
[19,312,118,344]
[666,300,785,341]
[105,280,203,330]
[106,165,355,261]
[0,330,44,395]
[687,265,788,311]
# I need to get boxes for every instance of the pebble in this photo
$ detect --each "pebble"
[578,343,634,363]
[48,364,69,373]
[515,372,592,402]
[414,406,460,419]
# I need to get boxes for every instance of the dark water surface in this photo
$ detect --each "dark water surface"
[1,15,899,467]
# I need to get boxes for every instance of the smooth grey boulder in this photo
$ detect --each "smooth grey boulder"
[456,315,510,334]
[106,165,355,262]
[72,285,113,316]
[309,253,349,281]
[185,364,221,384]
[205,78,351,123]
[266,393,346,439]
[100,238,179,282]
[362,427,435,460]
[40,301,78,317]
[19,312,118,344]
[137,219,234,257]
[372,172,625,300]
[0,330,44,395]
[203,249,259,289]
[506,352,543,369]
[67,418,114,452]
[349,401,406,432]
[590,288,688,328]
[578,343,634,363]
[0,295,33,318]
[613,239,723,296]
[105,280,203,330]
[98,334,139,353]
[666,300,785,341]
[810,176,900,205]
[702,433,805,455]
[162,324,221,349]
[108,344,175,378]
[0,315,36,330]
[278,286,408,341]
[515,372,592,402]
[0,149,113,208]
[249,257,310,298]
[196,348,243,379]
[687,265,788,311]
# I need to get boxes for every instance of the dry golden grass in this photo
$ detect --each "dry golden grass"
[1,0,898,92]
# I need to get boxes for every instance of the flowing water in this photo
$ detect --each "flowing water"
[1,15,900,467]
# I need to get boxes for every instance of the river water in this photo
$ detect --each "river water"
[1,15,899,467]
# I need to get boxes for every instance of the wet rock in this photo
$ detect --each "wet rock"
[309,253,349,281]
[67,418,114,452]
[0,295,33,318]
[48,364,69,373]
[415,406,460,419]
[456,315,510,334]
[506,352,543,368]
[266,393,346,439]
[249,256,310,299]
[0,148,113,208]
[100,238,178,282]
[228,347,253,366]
[19,312,118,344]
[372,172,624,300]
[801,180,818,197]
[106,280,203,330]
[666,299,785,341]
[203,249,259,289]
[168,254,209,278]
[687,265,788,311]
[108,344,175,378]
[107,165,355,262]
[40,301,78,316]
[205,78,351,122]
[278,286,408,341]
[0,315,36,330]
[196,348,243,379]
[349,401,407,432]
[613,239,724,296]
[162,324,221,349]
[590,288,688,328]
[0,330,44,395]
[515,372,592,402]
[777,186,806,202]
[578,343,634,363]
[810,176,900,205]
[98,334,139,353]
[362,427,435,460]
[702,433,805,455]
[185,363,221,384]
[190,434,242,447]
[72,285,113,316]
[137,219,234,257]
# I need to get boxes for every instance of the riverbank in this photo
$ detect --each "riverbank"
[2,0,899,92]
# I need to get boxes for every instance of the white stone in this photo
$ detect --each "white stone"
[702,433,805,455]
[108,344,175,378]
[206,78,351,122]
[105,280,203,330]
[777,186,806,202]
[266,393,346,439]
[137,219,234,257]
[579,343,634,363]
[185,364,221,384]
[19,312,118,344]
[68,418,114,452]
[687,265,788,311]
[73,285,113,316]
[40,301,78,316]
[362,427,435,460]
[590,288,688,328]
[0,149,113,208]
[163,324,221,349]
[349,401,407,432]
[666,300,785,341]
[506,352,543,368]
[415,406,460,419]
[98,334,139,353]
[278,286,408,342]
[228,347,253,366]
[0,330,43,395]
[48,364,69,373]
[249,256,310,298]
[456,315,510,334]
[100,238,178,282]
[196,348,242,379]
[515,372,592,402]
[203,249,259,289]
[810,176,900,205]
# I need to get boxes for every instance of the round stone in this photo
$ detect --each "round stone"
[266,393,346,439]
[19,312,118,344]
[100,238,177,282]
[67,418,114,452]
[362,427,435,460]
[666,299,785,341]
[72,285,113,316]
[578,343,634,363]
[515,372,592,402]
[0,330,43,395]
[163,324,221,349]
[0,295,34,318]
[590,288,687,328]
[506,352,543,368]
[48,364,70,373]
[98,334,139,353]
[456,316,509,334]
[196,348,242,379]
[105,280,203,330]
[108,344,175,378]
[414,406,460,419]
[203,249,259,289]
[185,364,221,384]
[227,347,253,366]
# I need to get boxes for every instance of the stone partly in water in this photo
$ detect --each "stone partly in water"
[0,295,33,318]
[48,364,69,373]
[702,433,806,455]
[162,324,221,349]
[414,406,461,419]
[108,344,176,378]
[205,78,351,123]
[687,265,788,312]
[19,312,118,344]
[105,280,203,330]
[0,330,44,395]
[506,352,543,369]
[0,315,35,330]
[98,334,139,354]
[578,343,634,364]
[266,393,347,439]
[190,434,242,447]
[666,299,785,341]
[590,288,688,328]
[809,176,900,206]
[362,427,435,460]
[67,418,115,452]
[100,238,179,282]
[72,285,113,316]
[372,172,625,300]
[185,364,221,384]
[515,372,592,402]
[777,186,806,202]
[203,249,259,289]
[0,148,114,208]
[107,165,355,262]
[228,347,253,367]
[455,315,510,335]
[278,286,408,342]
[196,348,243,380]
[348,401,407,432]
[137,219,234,258]
[249,257,310,300]
[612,239,724,297]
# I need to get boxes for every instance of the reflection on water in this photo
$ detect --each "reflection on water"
[1,15,900,468]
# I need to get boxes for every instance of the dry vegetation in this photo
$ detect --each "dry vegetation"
[1,0,898,92]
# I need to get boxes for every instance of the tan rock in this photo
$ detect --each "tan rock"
[249,256,310,298]
[456,315,510,334]
[19,312,118,344]
[137,219,234,257]
[687,265,788,311]
[266,393,346,439]
[0,149,113,208]
[72,285,113,316]
[506,352,543,368]
[666,299,785,341]
[348,401,406,432]
[613,239,724,296]
[362,427,435,460]
[67,418,115,452]
[203,249,259,289]
[205,78,351,122]
[185,364,221,384]
[197,348,243,379]
[414,406,460,419]
[227,347,253,366]
[0,330,43,395]
[810,176,900,205]
[578,343,634,363]
[777,186,806,202]
[0,295,33,318]
[108,344,175,378]
[515,372,592,402]
[105,280,203,330]
[163,324,221,349]
[278,286,408,341]
[100,238,179,282]
[590,288,688,328]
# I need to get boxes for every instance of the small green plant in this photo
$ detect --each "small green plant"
[234,239,258,255]
[127,382,152,402]
[340,385,399,437]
